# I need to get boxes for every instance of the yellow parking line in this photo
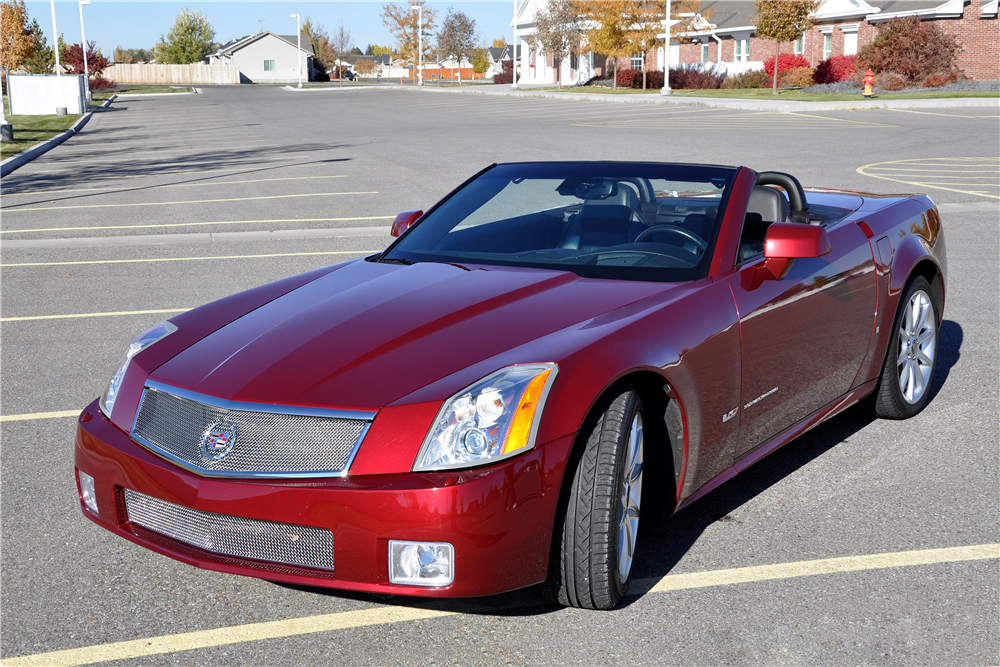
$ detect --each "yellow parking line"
[0,175,347,197]
[1,250,378,268]
[1,543,994,667]
[1,410,80,422]
[886,108,1000,119]
[1,308,188,322]
[1,216,395,235]
[4,192,378,213]
[633,543,999,594]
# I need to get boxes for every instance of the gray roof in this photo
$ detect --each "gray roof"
[693,0,951,34]
[209,31,314,57]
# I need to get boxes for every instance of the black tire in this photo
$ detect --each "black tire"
[866,275,939,419]
[548,386,645,610]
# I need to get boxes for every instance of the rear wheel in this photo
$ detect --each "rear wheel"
[868,275,939,419]
[549,386,644,610]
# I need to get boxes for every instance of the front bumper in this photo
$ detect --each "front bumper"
[74,399,574,598]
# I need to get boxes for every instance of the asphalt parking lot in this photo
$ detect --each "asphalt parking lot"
[1,86,998,666]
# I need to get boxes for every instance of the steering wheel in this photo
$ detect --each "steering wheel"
[634,224,708,252]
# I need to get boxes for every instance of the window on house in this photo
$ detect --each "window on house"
[264,60,276,71]
[843,29,858,55]
[631,53,644,70]
[735,38,749,63]
[823,33,832,59]
[701,43,709,63]
[794,37,803,56]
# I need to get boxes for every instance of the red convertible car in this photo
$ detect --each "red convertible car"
[76,162,945,609]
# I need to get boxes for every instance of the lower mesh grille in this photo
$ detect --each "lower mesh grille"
[123,488,335,571]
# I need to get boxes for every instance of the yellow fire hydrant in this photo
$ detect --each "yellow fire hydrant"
[863,69,876,98]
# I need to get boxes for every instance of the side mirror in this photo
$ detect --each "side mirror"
[758,222,832,280]
[390,210,423,237]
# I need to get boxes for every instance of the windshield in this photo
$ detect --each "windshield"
[379,162,738,282]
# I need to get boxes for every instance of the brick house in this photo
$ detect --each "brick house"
[676,0,999,81]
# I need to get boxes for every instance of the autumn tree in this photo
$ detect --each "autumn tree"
[113,46,154,63]
[366,44,393,56]
[381,1,437,83]
[574,1,632,88]
[530,0,583,88]
[753,0,818,94]
[437,8,477,83]
[62,40,110,87]
[471,47,489,75]
[301,18,322,49]
[355,57,378,77]
[331,22,353,85]
[154,6,215,64]
[23,19,53,73]
[492,36,507,48]
[1,0,33,75]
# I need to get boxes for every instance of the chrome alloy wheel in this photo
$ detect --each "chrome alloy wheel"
[617,413,644,585]
[897,289,937,404]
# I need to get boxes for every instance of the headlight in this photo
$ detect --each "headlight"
[99,321,178,419]
[414,363,558,472]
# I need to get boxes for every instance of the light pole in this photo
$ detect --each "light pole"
[661,0,672,95]
[290,13,302,88]
[510,0,518,89]
[412,4,423,85]
[79,0,91,104]
[50,0,62,76]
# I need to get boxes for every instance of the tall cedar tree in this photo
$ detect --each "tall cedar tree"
[437,8,477,83]
[301,19,335,75]
[857,16,960,83]
[531,0,583,88]
[381,1,437,83]
[753,0,818,94]
[23,19,54,73]
[155,7,215,64]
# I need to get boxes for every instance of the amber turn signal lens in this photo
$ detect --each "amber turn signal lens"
[502,369,552,455]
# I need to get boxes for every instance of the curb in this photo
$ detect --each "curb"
[282,85,375,92]
[0,95,116,178]
[377,83,1000,111]
[112,90,197,98]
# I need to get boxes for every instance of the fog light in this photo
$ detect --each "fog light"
[78,470,98,514]
[389,540,454,587]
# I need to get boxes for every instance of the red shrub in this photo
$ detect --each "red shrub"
[813,55,858,84]
[88,75,116,91]
[492,59,519,84]
[858,16,960,83]
[921,71,959,88]
[61,41,110,76]
[763,53,810,78]
[616,68,639,88]
[669,64,724,89]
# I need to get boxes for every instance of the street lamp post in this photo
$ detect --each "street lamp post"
[290,13,302,88]
[50,0,62,76]
[510,0,518,89]
[79,0,91,104]
[412,5,423,85]
[661,0,672,95]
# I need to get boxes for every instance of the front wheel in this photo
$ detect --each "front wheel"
[549,386,645,610]
[867,275,939,419]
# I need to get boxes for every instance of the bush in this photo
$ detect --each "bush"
[669,64,724,89]
[616,68,639,88]
[721,69,769,89]
[644,70,664,89]
[922,70,959,88]
[780,66,815,88]
[763,53,810,78]
[492,59,519,84]
[813,54,858,84]
[88,75,116,91]
[876,71,908,91]
[858,15,960,83]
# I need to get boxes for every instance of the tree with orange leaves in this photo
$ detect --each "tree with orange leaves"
[1,0,33,73]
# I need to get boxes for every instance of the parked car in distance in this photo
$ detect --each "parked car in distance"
[75,162,945,609]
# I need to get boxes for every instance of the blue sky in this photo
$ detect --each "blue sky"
[25,1,517,53]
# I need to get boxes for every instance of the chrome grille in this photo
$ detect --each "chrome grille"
[124,488,335,571]
[131,382,372,479]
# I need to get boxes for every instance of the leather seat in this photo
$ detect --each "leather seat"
[561,181,646,250]
[747,186,790,223]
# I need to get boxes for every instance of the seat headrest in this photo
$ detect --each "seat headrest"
[747,186,790,223]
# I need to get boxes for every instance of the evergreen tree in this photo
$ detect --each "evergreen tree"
[155,7,215,64]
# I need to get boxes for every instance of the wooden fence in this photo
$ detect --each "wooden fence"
[103,64,239,85]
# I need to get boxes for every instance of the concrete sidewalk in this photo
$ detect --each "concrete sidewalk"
[371,82,1000,112]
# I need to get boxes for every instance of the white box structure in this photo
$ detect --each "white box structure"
[8,74,87,115]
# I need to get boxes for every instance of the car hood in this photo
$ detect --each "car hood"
[151,259,673,410]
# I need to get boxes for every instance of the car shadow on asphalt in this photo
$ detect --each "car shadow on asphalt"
[274,319,963,617]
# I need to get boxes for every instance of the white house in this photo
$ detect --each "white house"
[208,32,314,84]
